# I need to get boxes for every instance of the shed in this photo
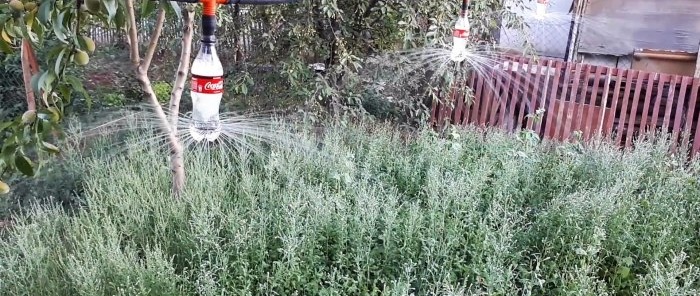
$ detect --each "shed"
[574,0,700,74]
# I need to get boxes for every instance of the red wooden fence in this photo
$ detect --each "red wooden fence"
[431,55,700,156]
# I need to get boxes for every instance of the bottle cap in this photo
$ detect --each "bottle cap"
[202,34,217,44]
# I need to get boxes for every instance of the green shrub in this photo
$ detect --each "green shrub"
[1,119,699,295]
[101,92,127,107]
[152,81,172,105]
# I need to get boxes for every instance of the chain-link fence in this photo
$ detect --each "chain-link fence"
[0,53,28,119]
[499,0,574,59]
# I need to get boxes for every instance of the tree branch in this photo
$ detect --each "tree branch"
[169,5,194,129]
[124,0,141,68]
[140,6,166,73]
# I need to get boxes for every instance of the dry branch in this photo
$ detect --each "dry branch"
[141,8,166,73]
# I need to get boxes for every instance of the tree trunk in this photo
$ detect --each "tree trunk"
[168,5,195,197]
[124,0,188,198]
[20,39,40,111]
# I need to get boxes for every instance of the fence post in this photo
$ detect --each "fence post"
[695,41,700,78]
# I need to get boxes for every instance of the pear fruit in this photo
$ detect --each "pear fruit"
[74,49,89,66]
[82,36,95,53]
[21,110,36,124]
[0,180,9,195]
[9,0,24,12]
[24,2,36,11]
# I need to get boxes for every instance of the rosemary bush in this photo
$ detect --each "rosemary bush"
[1,121,699,295]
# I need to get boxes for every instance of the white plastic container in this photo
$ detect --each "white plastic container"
[450,14,470,62]
[189,41,224,142]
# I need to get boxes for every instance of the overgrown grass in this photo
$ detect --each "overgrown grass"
[1,119,700,295]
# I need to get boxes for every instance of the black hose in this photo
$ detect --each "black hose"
[230,0,297,4]
[461,0,468,13]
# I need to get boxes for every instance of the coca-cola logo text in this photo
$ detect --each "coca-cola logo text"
[204,81,224,91]
[191,75,224,95]
[453,29,469,38]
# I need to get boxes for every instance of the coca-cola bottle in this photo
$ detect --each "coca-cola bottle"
[189,14,224,142]
[450,11,470,62]
[535,0,548,19]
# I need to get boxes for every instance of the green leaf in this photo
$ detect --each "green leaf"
[58,84,72,106]
[46,44,65,57]
[167,1,182,21]
[37,70,50,92]
[3,20,16,39]
[47,107,61,123]
[31,15,44,43]
[617,266,631,279]
[141,0,157,17]
[55,47,66,74]
[104,0,118,23]
[38,0,53,24]
[65,75,91,110]
[34,116,44,134]
[52,11,70,43]
[41,141,60,154]
[0,122,12,134]
[31,72,43,97]
[1,143,17,161]
[14,154,34,177]
[0,37,11,54]
[621,256,633,266]
[44,72,56,90]
[114,5,126,28]
[0,15,9,27]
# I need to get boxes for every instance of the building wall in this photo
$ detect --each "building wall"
[577,0,700,56]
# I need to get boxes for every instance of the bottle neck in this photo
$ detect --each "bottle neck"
[199,14,218,57]
[198,40,218,56]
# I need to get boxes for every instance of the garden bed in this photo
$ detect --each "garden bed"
[1,120,699,295]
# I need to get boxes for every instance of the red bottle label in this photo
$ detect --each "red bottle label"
[191,75,224,94]
[453,29,469,38]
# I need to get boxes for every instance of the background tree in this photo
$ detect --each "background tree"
[220,0,531,124]
[0,0,533,195]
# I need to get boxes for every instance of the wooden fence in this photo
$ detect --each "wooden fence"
[431,55,700,156]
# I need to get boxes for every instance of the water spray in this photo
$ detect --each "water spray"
[450,0,470,62]
[163,0,297,142]
[535,0,548,19]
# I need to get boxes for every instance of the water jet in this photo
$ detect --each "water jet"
[162,0,298,142]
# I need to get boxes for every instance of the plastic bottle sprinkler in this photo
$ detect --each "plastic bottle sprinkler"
[535,0,548,19]
[450,0,470,62]
[166,0,297,142]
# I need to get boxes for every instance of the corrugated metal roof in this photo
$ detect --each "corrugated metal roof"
[577,0,700,56]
